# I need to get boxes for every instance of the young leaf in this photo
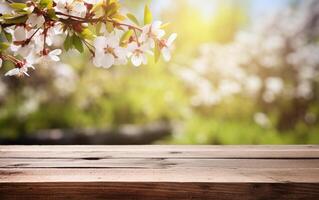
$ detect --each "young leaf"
[112,13,126,22]
[154,41,161,63]
[0,30,12,42]
[144,5,152,25]
[3,15,27,24]
[120,30,133,46]
[63,34,72,51]
[127,13,139,25]
[81,28,95,40]
[47,9,58,20]
[105,22,114,33]
[10,3,27,10]
[39,0,53,9]
[72,35,84,53]
[0,42,10,51]
[105,2,119,17]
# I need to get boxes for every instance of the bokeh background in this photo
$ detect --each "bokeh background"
[0,0,319,145]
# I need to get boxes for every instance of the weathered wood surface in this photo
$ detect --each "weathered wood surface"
[0,145,319,200]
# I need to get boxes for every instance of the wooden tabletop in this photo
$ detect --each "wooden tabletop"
[0,145,319,199]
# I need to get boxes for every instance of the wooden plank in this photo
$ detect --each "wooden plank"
[1,168,319,183]
[1,158,319,169]
[1,145,318,151]
[1,145,318,158]
[0,145,319,199]
[1,183,319,200]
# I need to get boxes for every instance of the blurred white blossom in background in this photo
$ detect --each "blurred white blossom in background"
[176,0,319,128]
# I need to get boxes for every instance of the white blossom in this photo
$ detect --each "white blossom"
[93,35,127,68]
[10,27,38,57]
[0,0,13,14]
[5,57,35,77]
[254,113,270,128]
[13,26,28,41]
[161,33,177,62]
[26,14,45,28]
[127,43,152,67]
[38,49,62,63]
[55,0,87,19]
[84,0,99,4]
[140,21,166,48]
[47,49,62,62]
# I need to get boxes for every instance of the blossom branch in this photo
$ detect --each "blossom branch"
[0,0,177,77]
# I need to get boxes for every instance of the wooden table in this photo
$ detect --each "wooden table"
[0,145,318,199]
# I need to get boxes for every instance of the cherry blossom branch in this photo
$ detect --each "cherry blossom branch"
[55,12,142,31]
[0,0,176,77]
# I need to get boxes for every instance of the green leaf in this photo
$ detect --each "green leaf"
[105,2,119,17]
[81,28,95,40]
[120,30,133,45]
[105,22,114,33]
[154,41,161,63]
[10,3,27,10]
[4,31,12,42]
[63,34,72,51]
[72,34,84,53]
[3,15,27,24]
[0,42,10,51]
[96,22,102,34]
[39,0,53,9]
[47,9,58,20]
[126,13,139,25]
[112,13,126,22]
[144,5,153,25]
[0,30,12,43]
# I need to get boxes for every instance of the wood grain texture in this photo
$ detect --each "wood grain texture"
[0,145,319,200]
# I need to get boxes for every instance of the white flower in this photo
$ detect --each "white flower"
[93,35,127,68]
[47,49,63,62]
[140,21,166,48]
[5,57,35,77]
[10,27,39,57]
[160,33,177,62]
[265,77,284,95]
[26,14,45,28]
[0,58,2,68]
[0,1,13,14]
[55,0,87,19]
[33,28,58,54]
[11,43,35,57]
[254,112,270,128]
[84,0,99,4]
[13,26,28,41]
[35,49,62,63]
[127,43,152,67]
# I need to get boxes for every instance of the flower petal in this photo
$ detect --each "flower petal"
[100,54,115,68]
[167,33,177,46]
[50,55,60,62]
[142,54,148,64]
[50,49,62,56]
[131,54,143,66]
[94,36,107,50]
[14,26,27,41]
[5,68,20,76]
[162,47,171,62]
